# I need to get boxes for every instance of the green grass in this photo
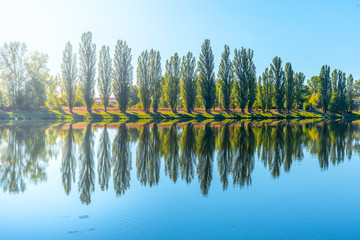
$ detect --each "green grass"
[0,108,360,121]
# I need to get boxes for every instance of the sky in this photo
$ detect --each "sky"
[0,0,359,82]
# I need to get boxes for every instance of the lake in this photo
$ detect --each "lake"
[0,120,360,239]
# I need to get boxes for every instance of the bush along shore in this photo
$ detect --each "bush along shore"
[0,107,360,121]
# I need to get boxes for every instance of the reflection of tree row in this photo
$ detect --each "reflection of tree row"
[112,124,132,196]
[78,123,95,205]
[136,124,160,187]
[3,121,360,202]
[0,127,50,193]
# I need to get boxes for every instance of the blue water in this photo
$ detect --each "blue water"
[0,121,359,239]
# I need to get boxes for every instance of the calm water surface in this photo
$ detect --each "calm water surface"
[0,120,360,239]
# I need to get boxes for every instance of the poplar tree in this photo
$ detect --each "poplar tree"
[284,62,294,111]
[181,52,197,113]
[338,71,347,112]
[247,49,256,113]
[137,51,151,112]
[197,39,216,113]
[347,74,355,113]
[61,42,77,113]
[149,50,162,113]
[79,32,96,113]
[217,45,233,112]
[233,47,248,113]
[294,72,305,109]
[98,46,112,112]
[164,53,181,113]
[319,65,331,112]
[271,56,285,112]
[258,68,272,111]
[113,40,133,113]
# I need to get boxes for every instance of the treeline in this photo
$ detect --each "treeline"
[0,31,359,113]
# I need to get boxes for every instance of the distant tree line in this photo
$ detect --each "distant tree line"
[0,32,358,114]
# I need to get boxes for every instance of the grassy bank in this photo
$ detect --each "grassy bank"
[0,106,360,121]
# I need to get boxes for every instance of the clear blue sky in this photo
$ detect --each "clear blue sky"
[0,0,359,82]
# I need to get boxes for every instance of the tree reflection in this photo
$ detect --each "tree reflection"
[0,126,48,193]
[180,123,197,184]
[216,123,232,190]
[232,124,255,187]
[164,123,179,182]
[97,125,111,191]
[136,124,161,186]
[197,123,215,196]
[61,123,76,195]
[78,123,95,205]
[112,124,131,196]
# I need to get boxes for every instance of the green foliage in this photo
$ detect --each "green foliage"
[181,52,197,113]
[347,74,355,112]
[164,53,180,113]
[0,42,27,108]
[113,40,132,112]
[61,42,77,112]
[217,45,233,112]
[197,39,216,113]
[271,56,285,111]
[233,47,248,112]
[308,76,319,94]
[25,51,49,108]
[247,49,256,113]
[79,32,96,113]
[319,65,331,112]
[46,76,61,107]
[329,69,347,113]
[284,62,294,110]
[137,50,151,112]
[308,93,319,108]
[294,72,305,109]
[149,50,162,112]
[258,68,273,111]
[98,46,112,112]
[129,85,140,107]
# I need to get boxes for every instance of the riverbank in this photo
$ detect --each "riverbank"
[0,106,360,121]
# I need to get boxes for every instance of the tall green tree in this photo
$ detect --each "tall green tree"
[97,46,112,112]
[347,74,355,112]
[247,49,256,113]
[25,51,49,108]
[284,62,294,111]
[233,47,248,113]
[294,72,305,109]
[164,53,180,113]
[217,45,233,112]
[319,65,331,112]
[137,50,151,112]
[181,52,197,113]
[197,39,216,113]
[61,42,77,113]
[149,50,162,112]
[258,68,273,111]
[113,40,133,113]
[308,76,320,94]
[271,56,285,112]
[79,32,96,113]
[0,42,27,108]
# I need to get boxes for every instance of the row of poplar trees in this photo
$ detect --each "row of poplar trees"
[62,31,132,113]
[61,33,356,114]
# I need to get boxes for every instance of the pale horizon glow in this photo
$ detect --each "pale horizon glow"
[0,0,359,83]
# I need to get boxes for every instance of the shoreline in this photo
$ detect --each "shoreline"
[0,107,360,121]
